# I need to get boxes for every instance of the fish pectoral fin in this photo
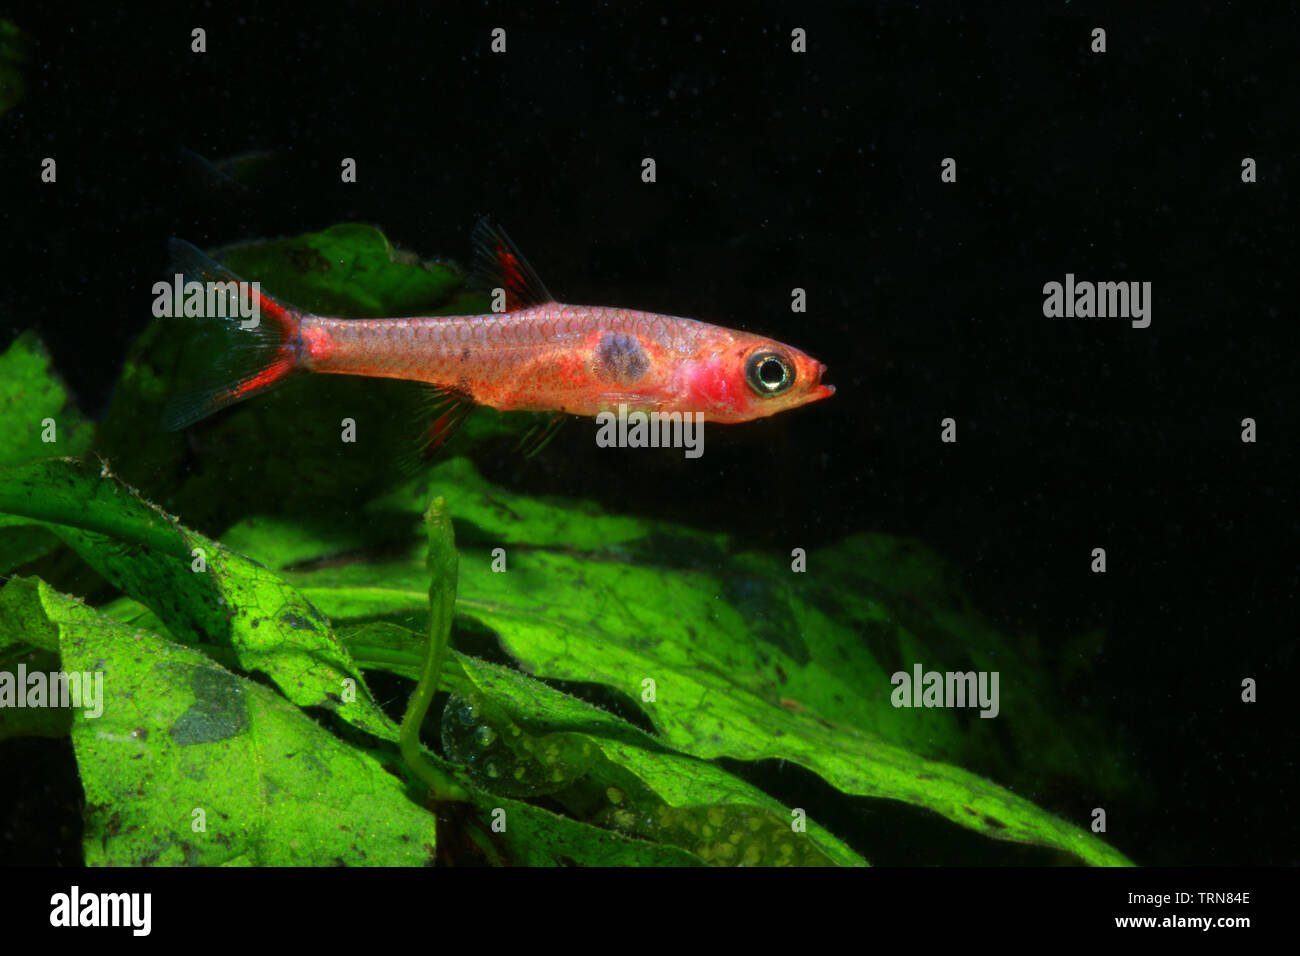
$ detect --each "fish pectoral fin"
[470,218,556,310]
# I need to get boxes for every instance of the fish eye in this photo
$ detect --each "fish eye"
[745,350,795,397]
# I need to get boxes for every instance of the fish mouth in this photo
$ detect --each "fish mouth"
[813,362,835,399]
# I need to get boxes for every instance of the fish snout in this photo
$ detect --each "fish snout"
[813,362,835,398]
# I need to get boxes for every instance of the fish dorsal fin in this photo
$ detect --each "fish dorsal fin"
[471,218,555,311]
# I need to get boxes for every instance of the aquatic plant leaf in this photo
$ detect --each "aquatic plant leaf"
[446,550,1131,866]
[801,534,1138,803]
[0,331,96,574]
[0,458,398,744]
[0,577,71,739]
[0,576,440,864]
[0,651,72,741]
[0,331,94,467]
[323,619,861,865]
[239,458,1131,866]
[445,654,867,866]
[462,791,704,866]
[217,223,477,319]
[0,20,29,118]
[369,456,702,553]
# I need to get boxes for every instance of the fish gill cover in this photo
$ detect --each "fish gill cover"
[0,226,1136,866]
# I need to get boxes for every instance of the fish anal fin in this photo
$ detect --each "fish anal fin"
[471,218,555,311]
[397,384,477,474]
[515,412,569,458]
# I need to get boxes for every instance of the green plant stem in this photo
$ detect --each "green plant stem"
[398,496,468,803]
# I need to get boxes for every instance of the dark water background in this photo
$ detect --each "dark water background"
[1,4,1294,865]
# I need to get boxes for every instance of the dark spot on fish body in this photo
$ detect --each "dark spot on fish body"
[461,348,471,361]
[169,667,250,745]
[593,331,651,384]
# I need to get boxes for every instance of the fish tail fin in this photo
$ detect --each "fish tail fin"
[161,239,305,430]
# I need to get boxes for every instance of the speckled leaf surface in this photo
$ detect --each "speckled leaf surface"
[0,458,397,743]
[244,458,1133,866]
[0,577,439,865]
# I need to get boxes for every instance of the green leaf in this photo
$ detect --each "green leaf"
[0,574,60,653]
[451,550,1129,865]
[0,20,30,118]
[463,792,705,867]
[0,576,441,865]
[0,579,70,739]
[0,524,61,577]
[369,456,694,553]
[0,330,94,467]
[254,457,1133,866]
[444,654,867,866]
[217,223,478,319]
[0,457,398,743]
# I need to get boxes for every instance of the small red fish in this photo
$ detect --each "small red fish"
[163,221,834,449]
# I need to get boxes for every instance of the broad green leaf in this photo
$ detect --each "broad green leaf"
[0,578,69,738]
[450,548,1128,864]
[0,331,94,467]
[0,574,60,653]
[369,456,705,553]
[444,654,866,866]
[1,576,440,865]
[333,620,862,865]
[0,524,61,577]
[464,792,704,866]
[245,457,1132,866]
[0,651,72,740]
[367,457,1127,801]
[217,223,478,319]
[0,458,398,743]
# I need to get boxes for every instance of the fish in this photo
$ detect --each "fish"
[161,221,835,453]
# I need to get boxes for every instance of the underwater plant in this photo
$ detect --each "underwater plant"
[0,226,1135,865]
